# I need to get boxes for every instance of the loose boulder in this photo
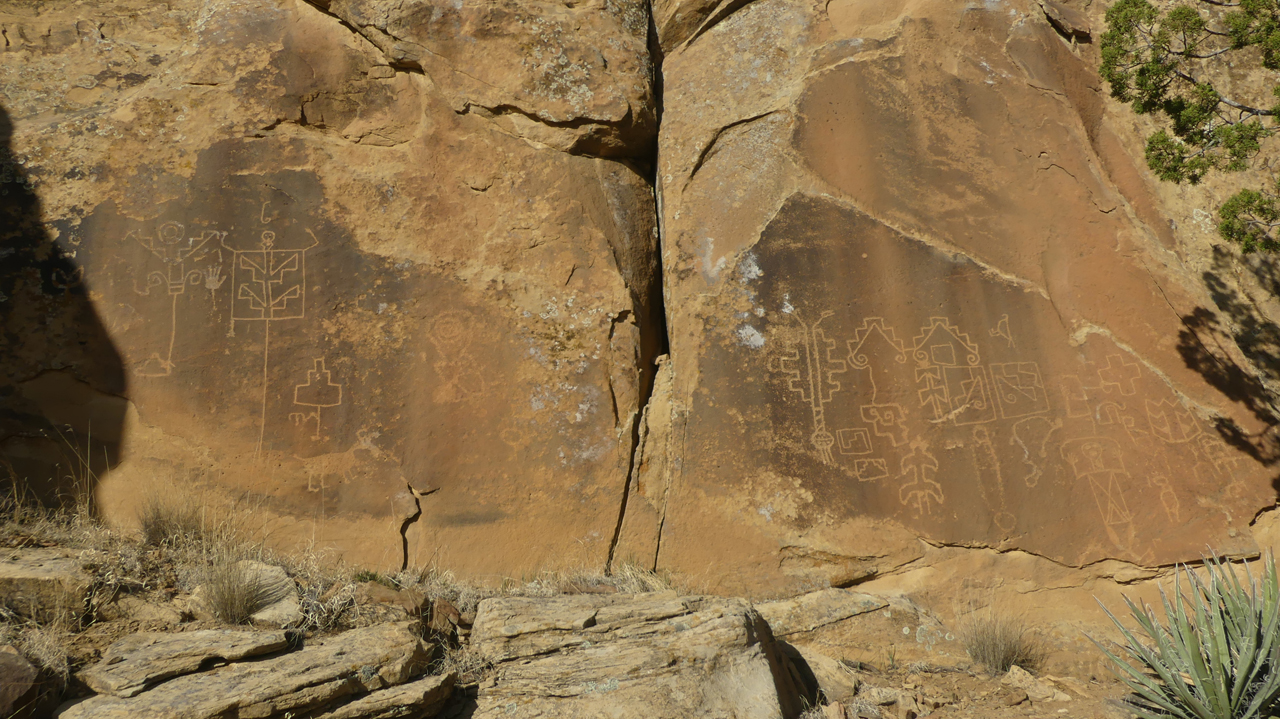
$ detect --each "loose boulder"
[0,646,40,719]
[469,592,805,718]
[0,549,90,626]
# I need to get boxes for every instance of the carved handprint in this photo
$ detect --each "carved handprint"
[202,264,226,290]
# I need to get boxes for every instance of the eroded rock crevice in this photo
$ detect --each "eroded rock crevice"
[606,6,671,575]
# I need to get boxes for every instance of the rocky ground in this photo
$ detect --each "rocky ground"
[0,501,1144,719]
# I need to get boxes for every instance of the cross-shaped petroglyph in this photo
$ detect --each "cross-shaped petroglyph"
[290,358,344,441]
[1098,355,1141,395]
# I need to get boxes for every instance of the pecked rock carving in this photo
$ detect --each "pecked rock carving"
[3,0,1280,599]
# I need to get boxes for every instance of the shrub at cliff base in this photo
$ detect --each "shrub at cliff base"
[1096,553,1280,719]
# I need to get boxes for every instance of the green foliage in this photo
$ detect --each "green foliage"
[1101,0,1280,251]
[1095,554,1280,719]
[353,569,392,586]
[1220,184,1280,252]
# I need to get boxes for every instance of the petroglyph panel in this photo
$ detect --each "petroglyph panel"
[685,194,1270,568]
[49,128,649,577]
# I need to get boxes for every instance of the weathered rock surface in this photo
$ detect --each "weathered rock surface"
[0,645,40,719]
[616,0,1280,594]
[1001,665,1070,703]
[313,672,454,719]
[241,561,302,627]
[81,629,290,698]
[95,595,185,627]
[60,622,429,719]
[6,0,1280,601]
[312,0,656,157]
[0,548,90,626]
[0,0,659,577]
[756,589,886,637]
[470,593,804,718]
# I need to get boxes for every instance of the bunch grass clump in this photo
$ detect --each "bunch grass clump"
[138,497,203,548]
[1096,553,1280,719]
[202,555,269,625]
[961,611,1046,675]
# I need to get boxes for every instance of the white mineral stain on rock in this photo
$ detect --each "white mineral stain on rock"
[735,325,765,348]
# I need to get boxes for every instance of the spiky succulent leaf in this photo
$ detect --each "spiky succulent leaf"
[1095,553,1280,719]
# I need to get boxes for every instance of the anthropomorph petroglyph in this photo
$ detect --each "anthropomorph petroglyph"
[222,227,319,457]
[427,310,488,403]
[129,221,226,378]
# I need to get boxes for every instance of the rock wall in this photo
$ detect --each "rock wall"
[1,0,661,574]
[615,0,1280,594]
[4,0,1279,594]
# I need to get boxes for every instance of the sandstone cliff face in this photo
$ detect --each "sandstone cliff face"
[0,0,660,574]
[3,0,1278,594]
[616,0,1279,593]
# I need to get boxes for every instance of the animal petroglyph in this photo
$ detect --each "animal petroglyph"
[989,313,1013,348]
[1009,415,1061,488]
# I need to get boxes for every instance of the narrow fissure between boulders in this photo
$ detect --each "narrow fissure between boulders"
[605,8,670,575]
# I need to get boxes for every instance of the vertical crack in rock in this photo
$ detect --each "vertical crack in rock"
[606,7,671,575]
[397,484,437,572]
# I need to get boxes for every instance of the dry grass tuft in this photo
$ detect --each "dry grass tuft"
[846,699,882,718]
[201,554,269,625]
[0,607,71,689]
[960,611,1046,674]
[607,563,675,594]
[138,497,203,548]
[430,643,494,683]
[498,562,677,598]
[798,704,829,719]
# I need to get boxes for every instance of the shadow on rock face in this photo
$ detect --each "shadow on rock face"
[1177,246,1280,494]
[0,103,128,510]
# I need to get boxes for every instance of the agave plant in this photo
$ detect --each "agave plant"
[1095,553,1280,719]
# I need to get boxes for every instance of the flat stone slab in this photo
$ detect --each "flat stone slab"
[81,629,291,697]
[0,548,91,626]
[756,589,888,636]
[60,623,429,719]
[314,672,455,719]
